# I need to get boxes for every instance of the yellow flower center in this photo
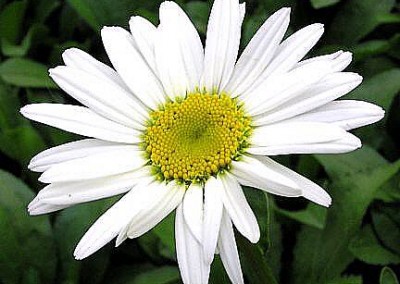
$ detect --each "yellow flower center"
[143,92,252,184]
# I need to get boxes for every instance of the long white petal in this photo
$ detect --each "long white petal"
[39,146,147,183]
[124,181,185,239]
[231,155,302,197]
[296,50,352,72]
[287,100,385,130]
[254,156,331,207]
[49,66,147,128]
[20,104,141,144]
[202,177,223,264]
[155,1,204,99]
[254,72,363,126]
[251,121,345,146]
[248,133,361,155]
[226,8,290,96]
[62,48,129,90]
[202,0,242,92]
[74,178,152,260]
[129,16,157,70]
[251,119,363,157]
[264,23,324,75]
[183,183,204,242]
[101,27,165,109]
[29,139,117,172]
[218,210,244,284]
[248,23,324,93]
[29,167,151,209]
[219,173,260,243]
[175,204,210,284]
[243,61,333,116]
[28,202,70,216]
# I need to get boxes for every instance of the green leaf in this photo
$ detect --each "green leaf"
[0,82,46,164]
[0,0,27,44]
[1,24,49,57]
[310,0,342,9]
[33,0,61,23]
[292,147,400,283]
[0,58,56,88]
[209,256,231,284]
[244,187,270,248]
[0,82,20,129]
[66,0,148,31]
[185,1,210,35]
[375,175,400,202]
[139,213,176,262]
[54,199,114,284]
[349,225,400,265]
[352,40,391,62]
[66,0,102,30]
[328,0,396,45]
[0,169,56,284]
[372,209,400,255]
[276,203,327,229]
[152,213,176,259]
[0,124,47,164]
[327,276,363,284]
[264,200,283,280]
[380,267,399,284]
[104,264,180,284]
[237,234,278,284]
[129,266,180,284]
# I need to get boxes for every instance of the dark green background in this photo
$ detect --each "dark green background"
[0,0,400,283]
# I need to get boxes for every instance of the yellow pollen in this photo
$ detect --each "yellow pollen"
[143,92,252,184]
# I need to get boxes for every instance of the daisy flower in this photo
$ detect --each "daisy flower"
[21,0,384,283]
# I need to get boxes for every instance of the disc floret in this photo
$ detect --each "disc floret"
[143,92,252,184]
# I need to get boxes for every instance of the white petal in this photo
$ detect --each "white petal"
[254,156,331,207]
[296,50,352,72]
[29,167,151,208]
[248,23,324,94]
[20,104,141,144]
[226,8,290,96]
[202,177,223,264]
[74,178,152,260]
[254,72,363,126]
[218,210,244,284]
[239,3,246,21]
[175,203,210,284]
[129,16,157,70]
[29,139,116,172]
[231,155,302,197]
[39,145,147,183]
[251,121,344,146]
[101,27,165,109]
[287,100,385,130]
[124,181,185,239]
[243,61,333,116]
[155,1,204,99]
[264,23,324,75]
[219,173,260,243]
[202,0,242,92]
[28,202,70,216]
[183,183,204,243]
[248,134,361,156]
[249,121,360,155]
[49,66,147,128]
[61,48,129,90]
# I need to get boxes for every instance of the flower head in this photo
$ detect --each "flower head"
[21,0,384,283]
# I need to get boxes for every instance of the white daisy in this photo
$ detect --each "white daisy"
[21,0,384,283]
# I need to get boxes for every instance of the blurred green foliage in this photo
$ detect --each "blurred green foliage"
[0,0,399,283]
